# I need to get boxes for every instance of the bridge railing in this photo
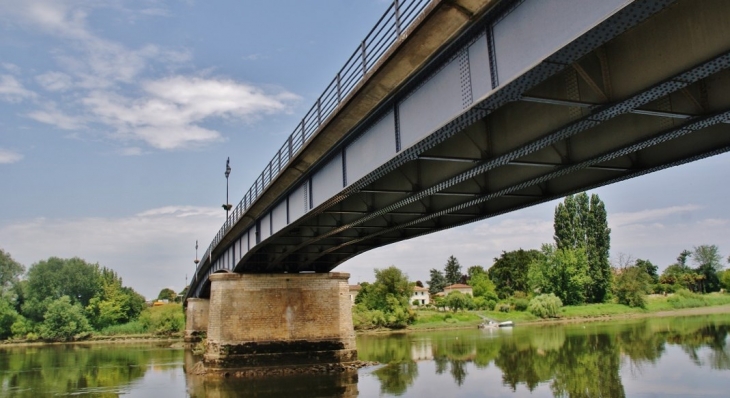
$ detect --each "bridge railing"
[191,0,431,292]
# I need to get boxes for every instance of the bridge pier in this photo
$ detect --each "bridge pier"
[203,272,357,372]
[185,298,209,343]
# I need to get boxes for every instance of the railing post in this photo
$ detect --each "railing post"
[361,40,367,76]
[395,0,402,36]
[317,99,322,126]
[336,73,342,103]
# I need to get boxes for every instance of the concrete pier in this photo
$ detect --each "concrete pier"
[203,272,357,371]
[184,298,209,343]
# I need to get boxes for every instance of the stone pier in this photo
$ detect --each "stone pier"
[185,298,209,343]
[203,272,357,372]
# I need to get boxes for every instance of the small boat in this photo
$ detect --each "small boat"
[478,320,514,329]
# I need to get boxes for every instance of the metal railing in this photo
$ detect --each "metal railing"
[191,0,432,292]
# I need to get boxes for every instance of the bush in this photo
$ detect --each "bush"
[513,298,529,312]
[486,299,497,311]
[528,294,563,318]
[614,266,651,308]
[99,320,147,335]
[497,303,511,313]
[138,304,184,336]
[38,296,92,341]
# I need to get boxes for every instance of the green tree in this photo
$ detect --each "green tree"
[427,268,447,295]
[467,271,497,301]
[22,257,103,322]
[614,266,651,308]
[487,249,543,298]
[444,256,462,285]
[528,244,590,305]
[0,299,20,340]
[445,291,470,312]
[635,259,659,284]
[38,296,91,341]
[157,288,176,301]
[720,270,730,290]
[354,266,415,328]
[693,245,724,272]
[553,193,611,303]
[0,248,24,296]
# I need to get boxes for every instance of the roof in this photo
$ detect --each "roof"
[413,286,429,291]
[444,284,472,289]
[349,285,361,291]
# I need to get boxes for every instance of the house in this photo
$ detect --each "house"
[410,286,430,306]
[348,285,361,305]
[443,283,473,296]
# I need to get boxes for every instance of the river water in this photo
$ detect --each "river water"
[1,314,728,397]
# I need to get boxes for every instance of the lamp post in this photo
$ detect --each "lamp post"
[223,157,232,218]
[194,240,200,267]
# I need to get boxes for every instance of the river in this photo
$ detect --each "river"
[1,314,728,397]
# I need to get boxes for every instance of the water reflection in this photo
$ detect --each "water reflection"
[0,343,181,397]
[0,315,727,397]
[356,314,730,397]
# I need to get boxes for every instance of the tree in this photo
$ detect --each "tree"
[157,288,176,301]
[720,270,730,290]
[693,245,724,272]
[553,193,611,303]
[0,248,24,296]
[614,266,651,308]
[488,249,543,298]
[38,296,91,341]
[445,291,470,312]
[635,259,659,284]
[427,269,447,295]
[467,271,497,301]
[444,256,462,285]
[0,299,20,340]
[528,244,591,305]
[353,266,415,328]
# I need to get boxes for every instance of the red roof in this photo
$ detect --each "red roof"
[444,284,471,289]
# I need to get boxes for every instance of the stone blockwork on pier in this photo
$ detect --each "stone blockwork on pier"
[203,272,356,371]
[184,298,209,343]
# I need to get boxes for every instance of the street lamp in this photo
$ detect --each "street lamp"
[223,157,232,218]
[194,240,200,267]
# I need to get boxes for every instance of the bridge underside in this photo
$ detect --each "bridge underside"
[194,0,730,298]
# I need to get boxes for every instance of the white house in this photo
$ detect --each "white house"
[348,285,361,305]
[411,286,430,306]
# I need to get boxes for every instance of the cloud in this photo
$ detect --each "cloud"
[0,205,223,299]
[2,63,21,74]
[81,77,299,149]
[611,205,701,228]
[117,147,143,156]
[27,103,86,130]
[1,0,298,152]
[0,148,24,164]
[36,71,73,91]
[0,75,37,102]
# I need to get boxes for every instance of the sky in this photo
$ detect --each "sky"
[0,0,728,299]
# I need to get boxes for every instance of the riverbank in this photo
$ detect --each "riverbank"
[403,293,730,332]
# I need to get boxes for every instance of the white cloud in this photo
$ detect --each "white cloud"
[2,63,21,74]
[1,0,297,152]
[81,77,299,149]
[0,205,223,299]
[27,106,85,130]
[0,148,24,164]
[610,205,701,227]
[118,147,143,156]
[36,71,73,91]
[0,75,36,102]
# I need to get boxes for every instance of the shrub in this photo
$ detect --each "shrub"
[139,304,184,336]
[497,303,511,313]
[528,294,563,318]
[99,320,147,335]
[38,296,92,341]
[486,299,497,311]
[513,298,529,312]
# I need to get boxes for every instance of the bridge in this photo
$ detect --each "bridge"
[184,0,730,372]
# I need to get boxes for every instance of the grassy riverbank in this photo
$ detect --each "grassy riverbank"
[408,292,730,331]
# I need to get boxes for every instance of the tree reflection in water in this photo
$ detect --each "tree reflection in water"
[0,343,180,397]
[356,314,730,397]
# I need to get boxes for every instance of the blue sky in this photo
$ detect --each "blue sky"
[1,0,728,299]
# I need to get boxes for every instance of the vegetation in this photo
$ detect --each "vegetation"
[353,266,416,330]
[487,249,542,298]
[528,244,590,305]
[527,294,563,318]
[0,250,183,342]
[443,255,463,285]
[613,266,652,308]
